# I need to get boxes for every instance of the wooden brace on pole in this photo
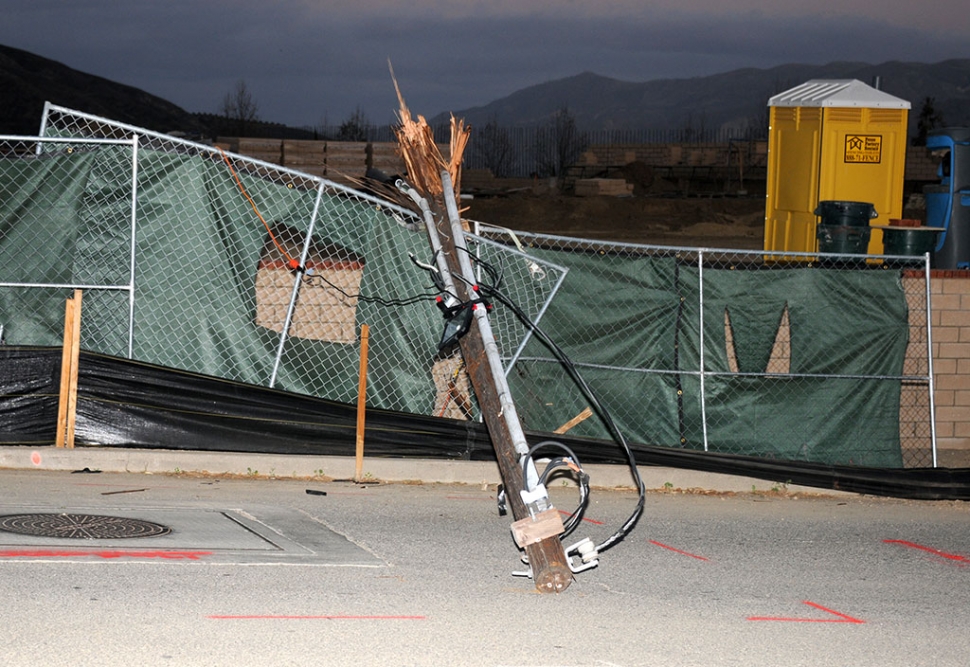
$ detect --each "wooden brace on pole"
[554,406,594,435]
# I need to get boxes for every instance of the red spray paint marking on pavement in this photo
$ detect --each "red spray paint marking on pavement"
[208,614,426,620]
[883,539,970,563]
[649,540,709,561]
[559,510,604,526]
[748,600,864,624]
[0,549,212,560]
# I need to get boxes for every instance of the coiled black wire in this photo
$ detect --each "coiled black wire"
[524,440,590,539]
[468,250,646,553]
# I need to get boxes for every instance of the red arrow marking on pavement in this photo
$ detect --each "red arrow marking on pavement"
[208,615,425,620]
[748,600,864,623]
[0,549,212,560]
[884,539,970,563]
[649,540,709,561]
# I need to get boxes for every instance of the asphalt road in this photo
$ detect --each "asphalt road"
[0,469,967,667]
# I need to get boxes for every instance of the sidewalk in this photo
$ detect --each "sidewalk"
[0,445,848,496]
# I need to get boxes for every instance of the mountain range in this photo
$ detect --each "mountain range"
[2,43,969,138]
[0,44,299,139]
[433,60,970,135]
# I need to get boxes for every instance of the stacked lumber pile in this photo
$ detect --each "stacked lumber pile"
[236,138,282,165]
[367,142,407,177]
[282,140,326,177]
[431,356,473,420]
[254,229,365,344]
[216,137,456,189]
[254,264,362,343]
[573,178,634,197]
[325,142,368,185]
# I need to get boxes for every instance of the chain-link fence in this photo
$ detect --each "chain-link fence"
[1,104,935,469]
[0,135,137,356]
[1,105,566,420]
[475,225,936,469]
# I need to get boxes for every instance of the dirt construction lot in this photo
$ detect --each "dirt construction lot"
[465,192,767,249]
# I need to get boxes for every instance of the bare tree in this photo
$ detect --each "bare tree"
[475,116,514,177]
[534,106,588,183]
[742,93,772,141]
[220,80,260,136]
[681,111,709,142]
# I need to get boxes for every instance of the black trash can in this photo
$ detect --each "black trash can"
[815,200,877,255]
[880,226,943,257]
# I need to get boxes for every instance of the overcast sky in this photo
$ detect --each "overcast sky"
[2,1,968,128]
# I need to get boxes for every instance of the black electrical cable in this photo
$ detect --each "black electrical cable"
[468,251,647,553]
[301,272,457,309]
[524,440,591,539]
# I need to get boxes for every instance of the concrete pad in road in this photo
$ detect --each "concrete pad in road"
[0,503,383,566]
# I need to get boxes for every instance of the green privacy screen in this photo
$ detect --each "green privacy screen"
[502,245,912,468]
[0,117,930,469]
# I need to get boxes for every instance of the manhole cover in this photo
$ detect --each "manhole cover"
[0,513,171,539]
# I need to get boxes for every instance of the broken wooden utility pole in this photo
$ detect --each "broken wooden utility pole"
[399,177,572,592]
[389,72,572,592]
[439,173,572,593]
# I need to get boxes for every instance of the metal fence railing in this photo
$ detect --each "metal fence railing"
[308,124,767,147]
[475,225,936,469]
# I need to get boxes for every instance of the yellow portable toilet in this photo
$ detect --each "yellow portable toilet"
[763,79,910,255]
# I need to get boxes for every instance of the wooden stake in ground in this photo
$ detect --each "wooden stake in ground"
[354,324,370,482]
[390,70,572,592]
[56,289,83,449]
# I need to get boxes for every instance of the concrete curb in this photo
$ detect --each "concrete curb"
[0,446,850,496]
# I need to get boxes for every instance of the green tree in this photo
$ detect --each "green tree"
[913,96,945,146]
[338,107,371,142]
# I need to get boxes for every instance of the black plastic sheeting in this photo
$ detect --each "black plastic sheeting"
[1,347,968,500]
[0,347,491,459]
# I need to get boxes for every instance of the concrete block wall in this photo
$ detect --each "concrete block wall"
[579,141,769,169]
[930,273,970,454]
[223,138,943,184]
[905,145,940,182]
